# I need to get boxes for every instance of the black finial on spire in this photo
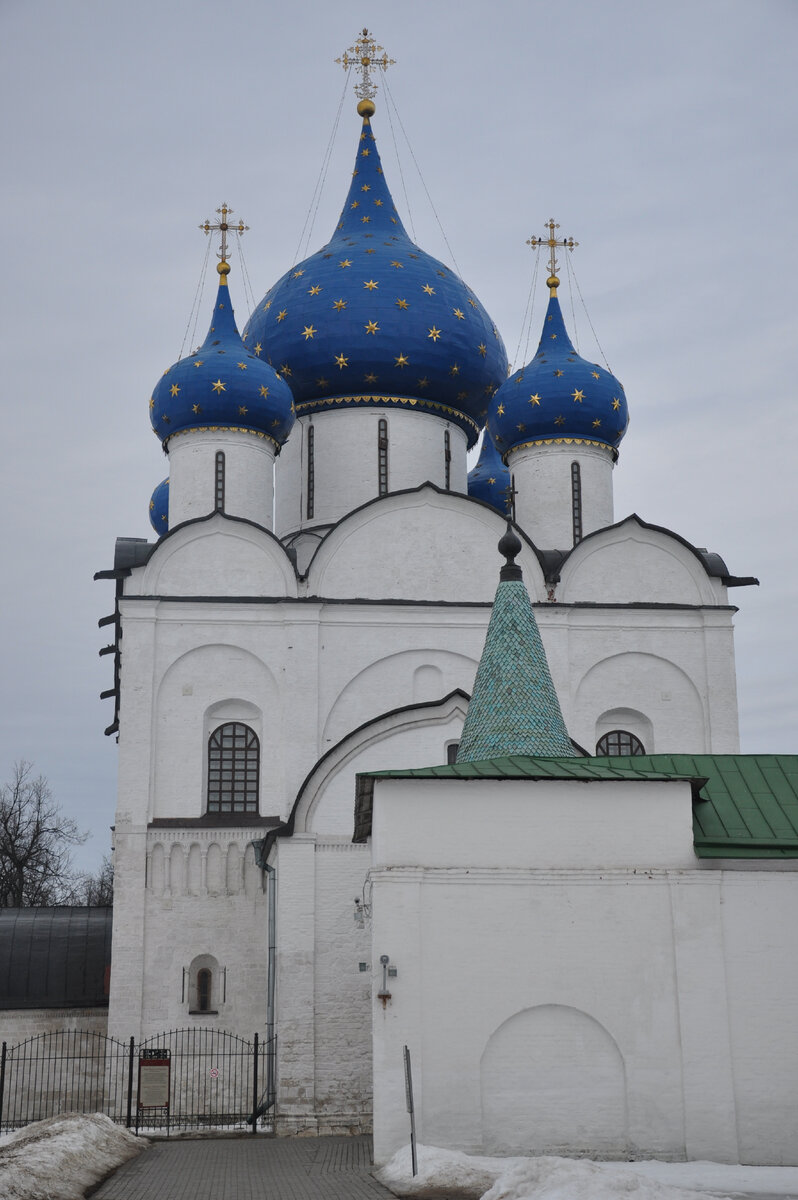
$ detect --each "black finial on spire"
[503,475,518,521]
[499,520,523,581]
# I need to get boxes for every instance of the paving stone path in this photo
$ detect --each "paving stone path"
[92,1133,397,1200]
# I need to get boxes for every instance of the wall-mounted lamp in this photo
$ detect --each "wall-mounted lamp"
[378,953,393,1008]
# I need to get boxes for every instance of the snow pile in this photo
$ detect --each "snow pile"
[376,1145,736,1200]
[0,1112,146,1200]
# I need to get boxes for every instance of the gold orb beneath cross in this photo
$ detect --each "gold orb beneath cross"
[357,98,376,118]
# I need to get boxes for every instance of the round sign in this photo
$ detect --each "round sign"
[209,1067,219,1078]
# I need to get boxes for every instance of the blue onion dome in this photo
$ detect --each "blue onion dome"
[488,286,629,459]
[243,113,508,448]
[468,430,510,513]
[149,477,169,534]
[150,262,295,449]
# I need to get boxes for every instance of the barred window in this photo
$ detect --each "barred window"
[306,424,315,520]
[215,451,225,511]
[595,729,645,756]
[197,968,212,1012]
[444,430,452,490]
[571,461,582,544]
[207,722,260,813]
[378,418,389,496]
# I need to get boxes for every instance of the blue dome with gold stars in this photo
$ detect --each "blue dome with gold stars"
[149,477,169,535]
[244,115,508,448]
[468,430,510,513]
[488,291,628,458]
[150,265,295,449]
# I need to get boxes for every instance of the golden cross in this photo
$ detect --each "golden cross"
[336,28,395,107]
[527,220,578,292]
[199,203,249,265]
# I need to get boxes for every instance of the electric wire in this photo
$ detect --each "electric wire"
[513,250,541,373]
[292,75,350,267]
[564,252,580,353]
[568,257,613,372]
[234,231,257,319]
[180,236,213,360]
[380,74,417,243]
[382,74,463,279]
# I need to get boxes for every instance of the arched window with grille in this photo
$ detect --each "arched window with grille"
[595,729,646,757]
[207,722,260,813]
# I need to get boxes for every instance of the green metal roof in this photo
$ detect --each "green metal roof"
[356,754,798,858]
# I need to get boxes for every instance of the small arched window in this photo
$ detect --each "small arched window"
[595,729,646,757]
[215,451,225,511]
[378,418,389,496]
[207,723,260,813]
[197,968,212,1012]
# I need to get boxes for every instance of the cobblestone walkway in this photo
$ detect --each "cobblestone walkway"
[92,1134,397,1200]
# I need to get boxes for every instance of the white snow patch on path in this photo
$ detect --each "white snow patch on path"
[0,1112,147,1200]
[376,1145,798,1200]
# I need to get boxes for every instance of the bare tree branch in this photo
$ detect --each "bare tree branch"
[0,761,89,906]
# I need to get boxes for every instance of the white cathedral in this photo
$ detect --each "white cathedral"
[97,35,798,1167]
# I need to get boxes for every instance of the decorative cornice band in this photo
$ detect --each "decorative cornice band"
[295,393,481,437]
[164,425,281,451]
[509,436,616,455]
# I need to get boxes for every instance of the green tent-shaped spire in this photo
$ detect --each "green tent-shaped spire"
[456,526,576,762]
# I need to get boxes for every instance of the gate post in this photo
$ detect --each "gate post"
[0,1042,6,1131]
[126,1037,135,1129]
[251,1033,259,1134]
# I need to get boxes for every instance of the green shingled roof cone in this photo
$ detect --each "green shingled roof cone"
[456,525,576,761]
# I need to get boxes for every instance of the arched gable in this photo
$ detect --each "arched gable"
[557,515,726,606]
[127,513,298,598]
[305,485,546,602]
[292,691,470,837]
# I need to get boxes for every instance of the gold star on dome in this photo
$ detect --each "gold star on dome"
[333,298,348,311]
[422,283,435,295]
[488,476,496,485]
[591,370,600,379]
[453,308,465,320]
[395,353,409,367]
[514,375,524,384]
[612,397,621,410]
[317,377,329,388]
[366,248,376,254]
[517,423,525,432]
[396,298,409,309]
[361,215,371,223]
[239,406,248,415]
[374,199,383,207]
[365,320,379,335]
[555,414,565,426]
[292,269,305,278]
[477,343,487,357]
[192,403,201,414]
[467,298,478,308]
[364,372,378,384]
[529,394,541,406]
[361,148,370,157]
[339,259,352,268]
[335,353,349,369]
[593,418,601,427]
[391,260,403,268]
[276,310,287,322]
[550,333,557,340]
[263,300,272,310]
[237,362,247,370]
[364,279,378,290]
[351,201,360,209]
[308,285,322,296]
[149,396,155,410]
[457,390,468,401]
[193,360,203,367]
[259,386,270,399]
[572,389,585,402]
[418,377,429,389]
[211,379,226,393]
[302,325,317,340]
[253,344,262,356]
[428,327,442,341]
[361,183,371,191]
[554,369,564,377]
[170,384,180,397]
[497,403,505,415]
[271,418,280,427]
[279,364,292,377]
[450,364,460,376]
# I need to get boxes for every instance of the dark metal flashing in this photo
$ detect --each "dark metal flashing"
[251,688,472,867]
[149,814,281,829]
[117,594,737,614]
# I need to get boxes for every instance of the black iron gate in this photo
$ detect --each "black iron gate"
[0,1028,275,1134]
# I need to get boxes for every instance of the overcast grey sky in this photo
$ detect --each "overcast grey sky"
[2,0,796,873]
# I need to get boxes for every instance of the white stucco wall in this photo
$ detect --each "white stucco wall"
[368,776,798,1166]
[510,441,615,547]
[167,429,276,529]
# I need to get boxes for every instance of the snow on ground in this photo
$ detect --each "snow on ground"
[376,1145,798,1200]
[0,1112,147,1200]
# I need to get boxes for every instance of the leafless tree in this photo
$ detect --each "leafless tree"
[69,854,114,906]
[0,761,88,906]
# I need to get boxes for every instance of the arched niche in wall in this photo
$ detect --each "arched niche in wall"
[480,1004,628,1156]
[186,953,222,1015]
[595,707,654,755]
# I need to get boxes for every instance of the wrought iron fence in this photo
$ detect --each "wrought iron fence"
[0,1028,276,1134]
